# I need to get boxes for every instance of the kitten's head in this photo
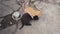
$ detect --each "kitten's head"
[12,12,21,20]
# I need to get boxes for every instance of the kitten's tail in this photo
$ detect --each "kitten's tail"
[0,16,5,18]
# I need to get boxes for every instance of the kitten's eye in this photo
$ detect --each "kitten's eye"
[13,16,15,18]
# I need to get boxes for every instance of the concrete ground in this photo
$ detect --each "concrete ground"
[0,0,60,34]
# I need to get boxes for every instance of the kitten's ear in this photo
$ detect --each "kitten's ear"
[11,11,16,14]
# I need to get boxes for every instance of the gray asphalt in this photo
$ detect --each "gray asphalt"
[0,0,60,34]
